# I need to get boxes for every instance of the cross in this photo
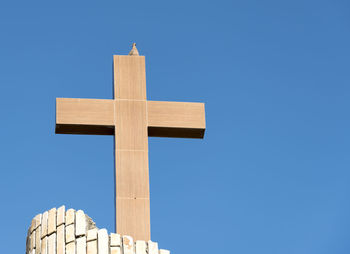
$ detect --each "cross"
[55,44,206,241]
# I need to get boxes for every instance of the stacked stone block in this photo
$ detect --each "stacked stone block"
[26,206,170,254]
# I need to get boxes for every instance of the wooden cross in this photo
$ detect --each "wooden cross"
[55,44,206,241]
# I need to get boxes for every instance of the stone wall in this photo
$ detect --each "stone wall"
[26,206,170,254]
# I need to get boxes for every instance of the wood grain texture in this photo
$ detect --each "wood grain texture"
[114,100,148,150]
[116,198,150,242]
[56,98,114,135]
[114,55,150,240]
[115,150,149,199]
[113,56,146,100]
[147,101,206,138]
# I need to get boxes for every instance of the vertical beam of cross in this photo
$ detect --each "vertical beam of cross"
[55,44,206,241]
[113,54,150,240]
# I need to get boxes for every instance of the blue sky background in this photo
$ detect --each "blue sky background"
[1,1,350,253]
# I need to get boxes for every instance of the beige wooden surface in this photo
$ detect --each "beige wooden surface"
[56,98,114,125]
[147,101,205,129]
[56,49,206,241]
[113,56,150,240]
[116,198,150,243]
[114,56,146,100]
[147,101,205,138]
[56,98,114,135]
[56,99,205,137]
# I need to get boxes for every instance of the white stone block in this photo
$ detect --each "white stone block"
[48,233,56,254]
[28,232,32,252]
[41,211,49,239]
[30,218,36,233]
[66,209,75,225]
[110,247,121,254]
[159,249,170,254]
[77,237,86,254]
[110,233,121,247]
[41,236,48,254]
[26,230,30,254]
[136,241,147,254]
[57,224,65,254]
[97,229,109,254]
[87,240,97,254]
[57,206,66,227]
[36,226,42,254]
[48,208,57,235]
[75,210,86,237]
[86,229,97,242]
[122,236,134,254]
[31,229,36,250]
[34,214,42,229]
[66,242,75,254]
[65,224,75,244]
[148,241,158,254]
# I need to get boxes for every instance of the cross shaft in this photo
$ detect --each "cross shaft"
[56,51,205,241]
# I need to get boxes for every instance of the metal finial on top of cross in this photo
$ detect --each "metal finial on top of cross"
[128,42,139,56]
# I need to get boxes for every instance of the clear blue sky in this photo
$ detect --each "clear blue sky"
[1,1,350,253]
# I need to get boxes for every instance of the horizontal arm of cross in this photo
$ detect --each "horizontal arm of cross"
[56,98,206,138]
